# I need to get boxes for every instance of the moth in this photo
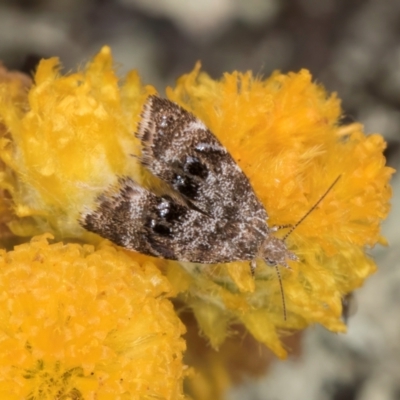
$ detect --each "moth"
[82,95,338,278]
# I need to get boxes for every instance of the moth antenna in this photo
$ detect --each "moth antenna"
[275,265,287,321]
[282,175,341,241]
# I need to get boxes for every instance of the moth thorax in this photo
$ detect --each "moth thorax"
[260,235,298,268]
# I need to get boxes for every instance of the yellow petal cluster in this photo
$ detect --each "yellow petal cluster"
[166,63,394,357]
[0,234,186,399]
[0,46,155,241]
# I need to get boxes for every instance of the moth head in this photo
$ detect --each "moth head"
[260,235,298,269]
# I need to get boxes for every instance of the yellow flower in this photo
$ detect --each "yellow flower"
[165,63,394,357]
[0,46,155,241]
[0,234,186,399]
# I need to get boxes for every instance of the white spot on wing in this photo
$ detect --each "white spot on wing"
[186,120,207,131]
[195,142,226,153]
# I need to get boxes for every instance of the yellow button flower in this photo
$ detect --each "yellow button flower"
[0,234,186,399]
[165,63,394,357]
[0,46,155,241]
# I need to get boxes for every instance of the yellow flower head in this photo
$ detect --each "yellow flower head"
[0,46,155,241]
[0,234,186,399]
[165,63,394,357]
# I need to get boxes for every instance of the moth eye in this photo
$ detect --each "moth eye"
[184,156,208,179]
[172,173,199,199]
[265,258,277,266]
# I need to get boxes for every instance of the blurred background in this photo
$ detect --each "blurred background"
[0,0,399,399]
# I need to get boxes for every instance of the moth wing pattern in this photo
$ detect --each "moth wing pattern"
[82,177,265,263]
[81,95,301,269]
[136,95,268,226]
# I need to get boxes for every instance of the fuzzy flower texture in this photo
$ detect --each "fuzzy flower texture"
[0,47,393,399]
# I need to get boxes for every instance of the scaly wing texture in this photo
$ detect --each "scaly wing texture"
[137,96,268,227]
[82,178,265,263]
[82,96,271,263]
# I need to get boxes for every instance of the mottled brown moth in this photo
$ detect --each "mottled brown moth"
[81,96,339,316]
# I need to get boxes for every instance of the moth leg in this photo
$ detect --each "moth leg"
[250,259,257,276]
[269,224,293,232]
